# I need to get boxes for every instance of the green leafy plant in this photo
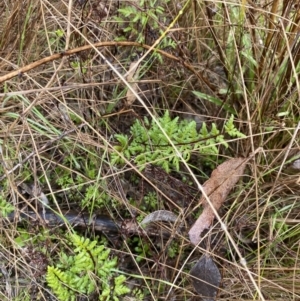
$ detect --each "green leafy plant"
[0,191,14,217]
[81,182,118,212]
[52,153,116,212]
[132,237,151,262]
[114,0,176,61]
[70,60,88,75]
[46,234,131,301]
[111,111,245,172]
[167,241,179,259]
[128,191,159,215]
[14,228,50,248]
[142,192,158,211]
[48,28,65,52]
[56,171,75,189]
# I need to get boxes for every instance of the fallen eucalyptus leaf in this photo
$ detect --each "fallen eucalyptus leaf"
[189,157,246,245]
[190,255,221,301]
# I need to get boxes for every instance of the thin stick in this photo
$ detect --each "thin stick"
[0,41,215,90]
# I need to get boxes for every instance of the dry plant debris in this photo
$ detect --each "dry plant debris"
[125,61,141,105]
[1,0,300,299]
[189,157,247,245]
[190,255,221,301]
[140,210,183,231]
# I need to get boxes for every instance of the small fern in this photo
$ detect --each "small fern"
[47,266,75,301]
[224,114,246,138]
[111,111,245,172]
[46,234,131,301]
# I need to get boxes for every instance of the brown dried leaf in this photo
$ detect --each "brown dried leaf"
[189,157,246,245]
[126,61,140,106]
[190,255,221,301]
[126,82,139,105]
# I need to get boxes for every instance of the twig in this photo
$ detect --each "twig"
[0,41,216,91]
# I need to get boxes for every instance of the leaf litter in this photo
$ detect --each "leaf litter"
[189,157,247,245]
[137,158,246,299]
[140,210,183,232]
[125,61,141,105]
[190,255,221,301]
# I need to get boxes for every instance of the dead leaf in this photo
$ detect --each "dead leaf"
[126,61,140,106]
[190,255,221,301]
[140,210,183,231]
[189,157,246,245]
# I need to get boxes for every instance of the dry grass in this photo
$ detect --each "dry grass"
[0,0,300,300]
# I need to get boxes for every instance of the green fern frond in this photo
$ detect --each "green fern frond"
[47,234,131,301]
[118,7,137,17]
[224,115,246,138]
[47,266,75,301]
[114,275,131,295]
[111,110,245,172]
